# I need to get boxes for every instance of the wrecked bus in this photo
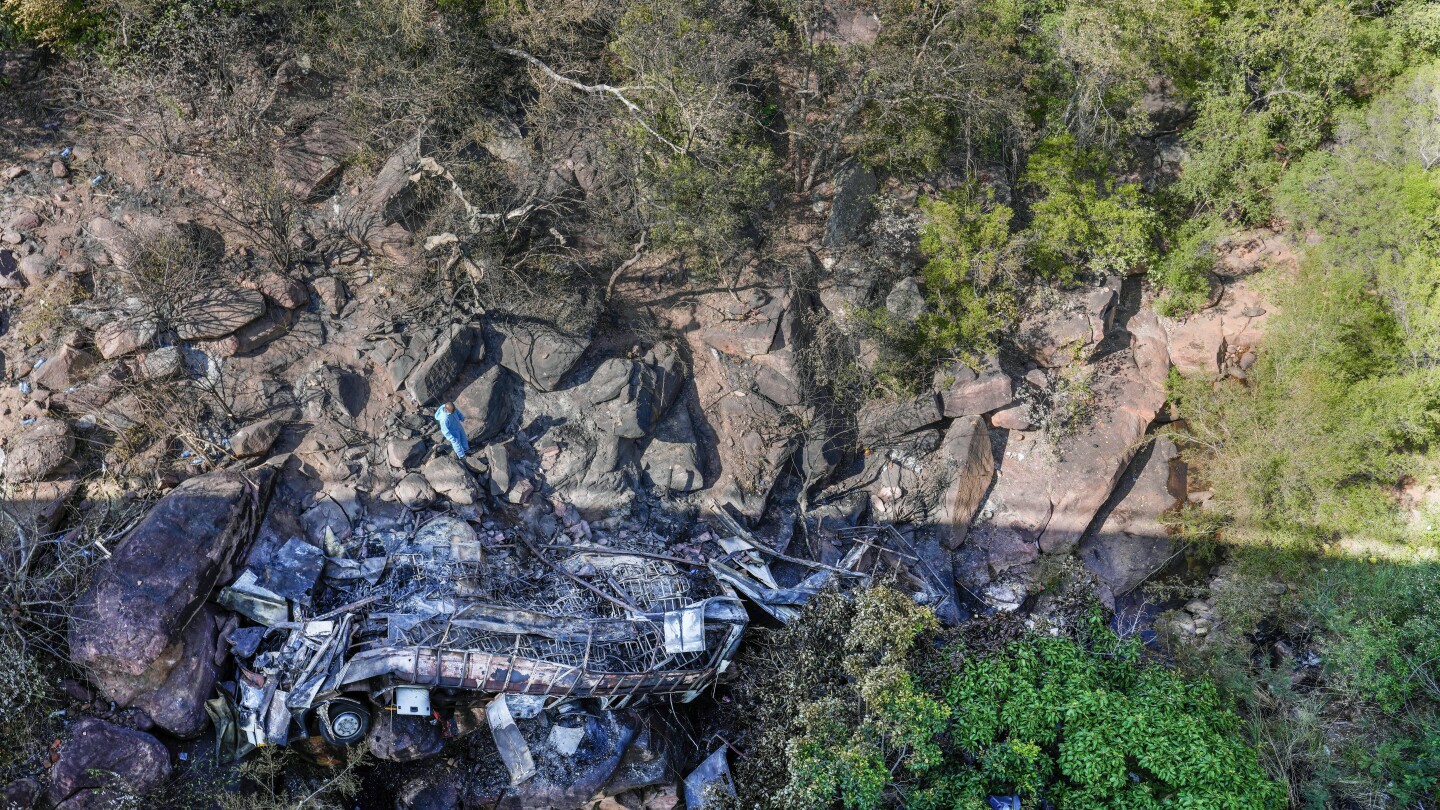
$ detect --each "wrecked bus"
[216,515,748,763]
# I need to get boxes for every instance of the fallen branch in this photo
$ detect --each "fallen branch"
[490,44,684,155]
[604,232,648,302]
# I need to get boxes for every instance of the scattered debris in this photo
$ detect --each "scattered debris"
[215,514,749,762]
[684,748,737,810]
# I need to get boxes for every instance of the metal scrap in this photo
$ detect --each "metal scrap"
[219,570,288,626]
[684,748,737,810]
[487,694,538,784]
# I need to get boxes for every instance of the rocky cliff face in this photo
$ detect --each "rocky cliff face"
[0,68,1288,809]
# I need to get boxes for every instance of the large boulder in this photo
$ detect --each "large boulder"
[587,345,684,439]
[366,133,424,225]
[941,367,1013,417]
[422,456,479,505]
[127,605,225,737]
[641,401,704,493]
[452,365,513,444]
[85,217,134,269]
[495,322,588,392]
[273,116,358,199]
[69,469,270,719]
[4,477,80,534]
[536,426,634,515]
[1166,315,1223,377]
[175,287,266,340]
[693,287,790,358]
[1016,282,1118,368]
[395,472,437,509]
[94,318,156,360]
[1036,310,1170,554]
[18,253,53,287]
[31,345,94,392]
[936,416,995,549]
[2,417,72,482]
[1,778,41,809]
[824,164,877,248]
[48,719,171,810]
[1079,438,1186,598]
[407,326,477,406]
[388,436,429,469]
[963,308,1172,592]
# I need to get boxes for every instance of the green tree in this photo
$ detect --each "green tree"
[1023,133,1159,279]
[863,186,1025,387]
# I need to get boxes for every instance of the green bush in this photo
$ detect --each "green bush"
[1151,219,1218,317]
[1172,0,1434,224]
[1,0,106,49]
[719,588,1281,810]
[861,187,1025,388]
[1023,133,1159,279]
[607,0,780,270]
[1177,64,1440,543]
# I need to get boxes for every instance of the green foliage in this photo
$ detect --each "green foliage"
[1023,134,1159,279]
[1178,65,1440,543]
[847,0,1031,173]
[941,631,1281,810]
[608,0,779,270]
[862,187,1024,388]
[1174,0,1437,223]
[723,588,1280,810]
[1151,218,1219,317]
[1,0,106,49]
[1170,548,1440,808]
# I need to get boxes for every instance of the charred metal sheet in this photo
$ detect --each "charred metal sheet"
[684,748,736,810]
[259,537,325,606]
[219,570,288,626]
[486,695,537,784]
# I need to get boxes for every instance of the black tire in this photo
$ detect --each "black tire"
[317,698,371,747]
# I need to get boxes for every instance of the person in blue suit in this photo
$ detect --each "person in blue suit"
[434,402,469,457]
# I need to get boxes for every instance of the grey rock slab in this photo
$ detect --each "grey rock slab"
[395,472,436,509]
[229,417,283,458]
[95,318,156,360]
[3,416,72,482]
[495,322,588,392]
[824,164,878,247]
[453,365,512,444]
[423,455,479,505]
[641,402,703,493]
[175,287,266,340]
[857,392,943,447]
[942,371,1013,417]
[406,326,477,406]
[388,436,428,469]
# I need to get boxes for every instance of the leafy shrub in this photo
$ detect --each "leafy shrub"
[1179,65,1440,542]
[717,588,1281,810]
[607,0,780,270]
[1,0,105,49]
[1173,0,1431,223]
[1023,133,1159,279]
[1151,218,1219,317]
[862,187,1025,388]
